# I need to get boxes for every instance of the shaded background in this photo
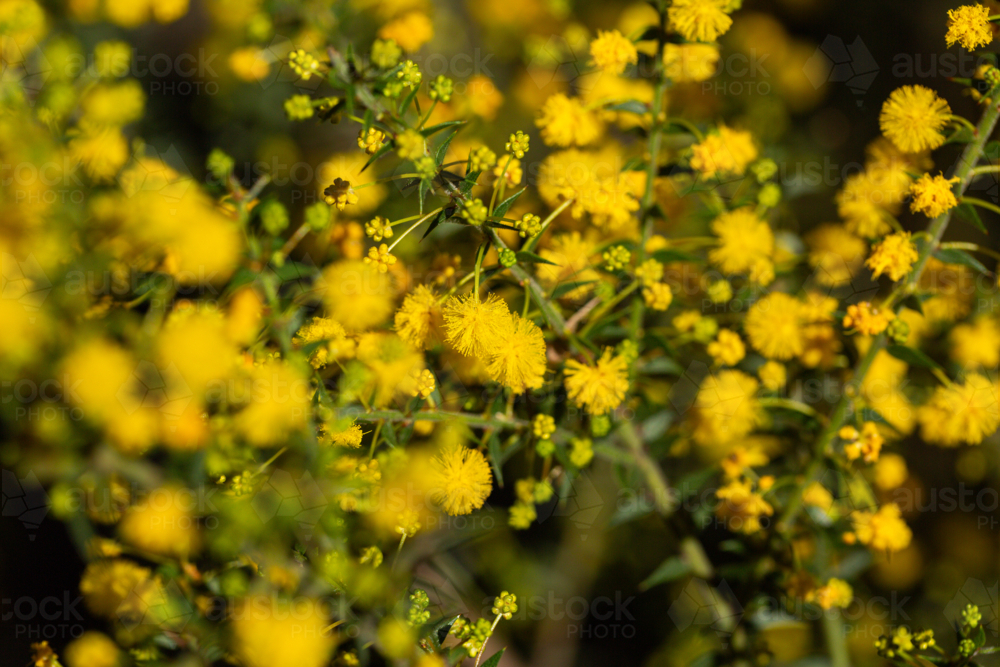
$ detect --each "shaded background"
[3,0,1000,665]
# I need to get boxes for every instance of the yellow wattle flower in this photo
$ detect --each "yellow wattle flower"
[668,0,733,43]
[485,314,547,394]
[866,231,919,281]
[908,172,959,218]
[430,445,494,516]
[563,348,629,415]
[945,4,993,51]
[879,85,952,153]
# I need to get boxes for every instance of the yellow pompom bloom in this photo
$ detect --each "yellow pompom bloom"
[378,11,433,53]
[808,578,853,610]
[866,231,919,281]
[485,314,547,394]
[690,125,758,178]
[231,597,338,667]
[917,373,1000,446]
[874,453,909,490]
[663,43,720,82]
[536,93,604,147]
[844,421,884,463]
[843,301,894,335]
[64,632,120,667]
[119,486,201,557]
[879,85,952,153]
[847,503,912,554]
[950,317,1000,367]
[294,317,355,369]
[69,123,129,181]
[668,0,733,43]
[394,285,442,350]
[946,4,993,50]
[720,446,768,479]
[802,481,833,511]
[234,360,310,446]
[229,47,270,81]
[707,328,746,366]
[589,30,637,75]
[691,370,762,445]
[744,293,804,360]
[430,445,493,515]
[709,208,774,279]
[321,260,396,332]
[715,478,773,533]
[79,558,154,618]
[758,361,787,391]
[642,282,674,310]
[909,172,959,218]
[442,293,513,358]
[564,348,630,415]
[806,223,867,285]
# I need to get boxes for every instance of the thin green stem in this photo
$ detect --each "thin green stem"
[484,227,567,333]
[522,198,575,254]
[961,195,1000,217]
[579,281,640,338]
[386,207,442,253]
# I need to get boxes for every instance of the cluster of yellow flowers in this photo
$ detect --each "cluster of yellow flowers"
[5,0,1000,666]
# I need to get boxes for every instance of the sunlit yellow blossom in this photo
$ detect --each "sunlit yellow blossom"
[917,373,1000,446]
[364,243,397,273]
[564,348,629,415]
[295,317,355,369]
[378,11,433,52]
[642,282,674,311]
[537,231,601,299]
[663,43,720,82]
[485,314,547,394]
[720,446,768,479]
[744,293,804,360]
[231,597,337,667]
[909,173,959,218]
[321,260,396,332]
[590,30,637,75]
[79,559,154,618]
[668,0,733,43]
[431,446,493,515]
[709,208,774,280]
[64,632,120,667]
[442,293,513,358]
[874,454,909,490]
[847,503,912,554]
[843,302,895,335]
[946,4,993,50]
[692,371,762,445]
[844,421,884,463]
[758,361,786,391]
[715,478,772,533]
[119,486,201,557]
[950,317,1000,367]
[536,93,604,147]
[879,85,951,153]
[802,482,833,511]
[808,579,853,610]
[708,328,746,366]
[690,125,757,178]
[395,285,442,350]
[867,231,918,281]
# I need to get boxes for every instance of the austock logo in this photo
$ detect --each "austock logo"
[805,35,879,101]
[1,469,49,540]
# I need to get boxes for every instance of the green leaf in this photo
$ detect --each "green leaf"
[984,141,1000,161]
[480,647,506,667]
[435,128,460,166]
[360,141,393,174]
[954,202,988,234]
[946,126,975,145]
[431,615,460,650]
[551,280,595,299]
[652,249,702,263]
[639,556,691,590]
[934,247,990,274]
[461,169,482,196]
[421,120,466,137]
[487,432,504,485]
[418,178,431,214]
[381,421,398,447]
[492,188,525,219]
[640,356,684,376]
[515,251,558,266]
[607,100,648,115]
[885,344,941,370]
